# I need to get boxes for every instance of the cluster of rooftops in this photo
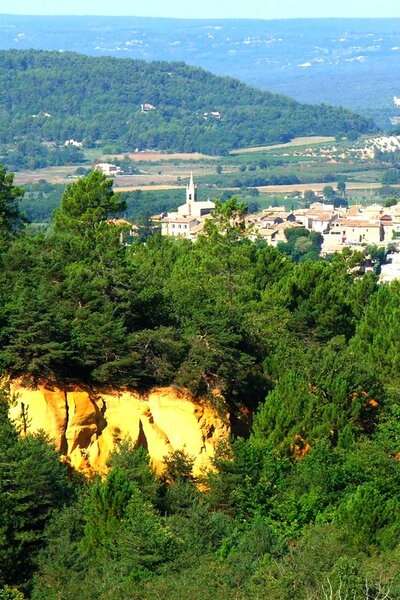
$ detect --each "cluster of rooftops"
[155,175,400,255]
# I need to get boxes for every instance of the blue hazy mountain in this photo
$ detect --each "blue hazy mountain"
[1,15,400,125]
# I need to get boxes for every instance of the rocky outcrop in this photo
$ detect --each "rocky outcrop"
[8,381,229,477]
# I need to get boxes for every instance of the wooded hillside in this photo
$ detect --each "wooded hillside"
[0,50,375,157]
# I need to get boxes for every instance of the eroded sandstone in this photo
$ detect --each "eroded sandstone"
[8,381,229,477]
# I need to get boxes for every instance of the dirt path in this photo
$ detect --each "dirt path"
[113,184,185,192]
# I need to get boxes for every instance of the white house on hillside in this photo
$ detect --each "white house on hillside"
[64,139,83,148]
[95,163,122,177]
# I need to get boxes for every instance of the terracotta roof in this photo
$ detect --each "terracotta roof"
[340,220,380,228]
[189,223,206,234]
[161,215,199,224]
[257,229,279,239]
[256,222,302,234]
[306,212,335,221]
[347,205,362,216]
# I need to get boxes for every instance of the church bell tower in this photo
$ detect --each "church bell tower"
[186,172,197,215]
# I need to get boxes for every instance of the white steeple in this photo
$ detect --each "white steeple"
[174,173,216,221]
[186,172,197,214]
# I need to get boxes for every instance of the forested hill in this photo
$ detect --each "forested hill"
[0,50,375,155]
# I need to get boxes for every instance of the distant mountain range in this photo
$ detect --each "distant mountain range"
[0,15,400,126]
[0,49,374,159]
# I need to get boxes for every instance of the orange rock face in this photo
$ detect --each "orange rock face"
[9,382,229,477]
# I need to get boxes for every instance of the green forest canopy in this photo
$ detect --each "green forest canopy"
[0,49,375,159]
[2,168,400,598]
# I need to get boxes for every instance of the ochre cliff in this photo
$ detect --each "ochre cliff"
[8,381,229,477]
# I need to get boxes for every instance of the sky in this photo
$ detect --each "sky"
[2,0,400,19]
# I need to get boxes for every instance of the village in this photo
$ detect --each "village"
[153,173,400,282]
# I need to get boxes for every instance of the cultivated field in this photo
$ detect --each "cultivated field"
[14,136,391,202]
[230,136,336,155]
[113,181,392,195]
[14,166,78,185]
[256,182,388,194]
[105,151,218,162]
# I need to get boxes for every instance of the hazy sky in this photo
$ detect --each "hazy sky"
[2,0,400,19]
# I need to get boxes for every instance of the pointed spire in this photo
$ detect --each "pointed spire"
[186,172,197,212]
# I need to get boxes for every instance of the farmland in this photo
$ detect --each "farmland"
[15,134,400,225]
[229,136,336,154]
